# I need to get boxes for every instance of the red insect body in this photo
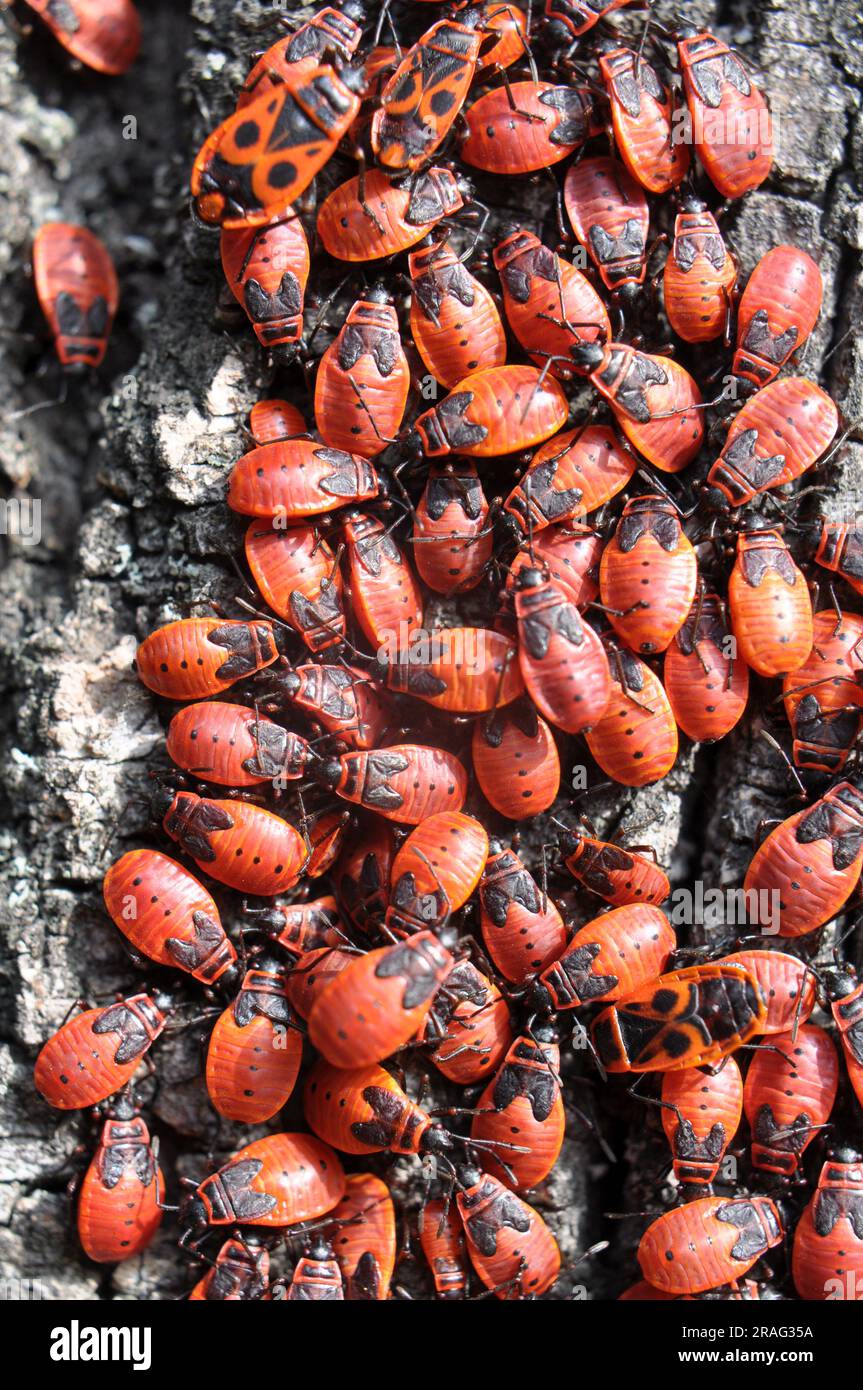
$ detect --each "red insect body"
[334,815,394,937]
[33,223,118,368]
[559,832,670,907]
[460,81,595,174]
[663,202,736,343]
[103,849,236,984]
[708,378,838,508]
[327,1172,397,1300]
[409,236,507,388]
[473,706,560,821]
[220,213,309,349]
[470,2,526,72]
[420,960,512,1086]
[545,0,634,38]
[515,568,611,734]
[743,1024,839,1176]
[410,365,568,459]
[264,659,391,752]
[572,341,704,473]
[479,843,568,984]
[598,44,689,194]
[507,526,603,611]
[286,1238,344,1300]
[249,398,305,443]
[343,512,423,650]
[228,439,379,519]
[308,929,455,1068]
[677,29,773,199]
[744,781,863,938]
[663,592,749,743]
[717,950,817,1036]
[136,618,278,700]
[372,15,483,172]
[413,463,493,594]
[304,808,350,879]
[733,247,823,388]
[186,1133,345,1229]
[385,812,488,938]
[383,628,524,713]
[792,1154,863,1301]
[285,947,356,1020]
[782,610,863,774]
[471,1027,565,1191]
[77,1104,163,1264]
[638,1195,782,1295]
[315,744,467,823]
[35,995,166,1110]
[315,291,410,457]
[661,1059,744,1186]
[457,1170,561,1298]
[191,65,361,228]
[188,1238,270,1301]
[493,228,609,378]
[535,904,675,1011]
[814,520,863,599]
[585,646,679,787]
[728,526,814,677]
[591,963,765,1073]
[564,156,649,296]
[237,7,364,108]
[600,496,698,655]
[827,971,863,1112]
[305,1060,452,1158]
[166,701,309,786]
[505,424,636,533]
[245,520,345,651]
[159,790,306,896]
[420,1198,469,1300]
[24,0,141,74]
[253,894,344,959]
[318,167,465,261]
[206,959,302,1123]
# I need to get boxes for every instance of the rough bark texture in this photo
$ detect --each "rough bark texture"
[1,0,862,1301]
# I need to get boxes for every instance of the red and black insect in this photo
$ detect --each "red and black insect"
[191,63,362,227]
[237,5,364,108]
[35,994,166,1110]
[318,166,467,261]
[675,26,774,199]
[591,962,766,1072]
[792,1150,863,1300]
[559,829,670,907]
[564,156,649,303]
[460,81,595,174]
[514,567,611,735]
[206,956,303,1123]
[728,522,814,677]
[781,609,863,775]
[188,1237,270,1301]
[155,787,307,896]
[420,959,512,1086]
[248,894,344,960]
[585,643,679,787]
[327,1172,397,1300]
[409,364,568,459]
[135,617,279,700]
[506,525,604,612]
[493,226,609,377]
[310,744,468,823]
[744,780,863,938]
[371,12,484,172]
[77,1094,163,1264]
[248,398,306,443]
[599,496,698,655]
[228,438,379,519]
[569,341,704,473]
[412,462,493,594]
[315,288,410,457]
[384,811,488,938]
[707,378,838,509]
[342,511,423,651]
[825,965,863,1112]
[544,0,635,40]
[180,1132,345,1236]
[22,0,141,74]
[456,1166,561,1299]
[166,701,310,787]
[479,841,568,984]
[259,658,391,751]
[717,950,817,1035]
[663,591,750,744]
[285,946,357,1020]
[333,814,394,936]
[470,1025,565,1191]
[102,849,236,984]
[420,1197,469,1300]
[33,223,118,369]
[380,627,524,713]
[473,704,560,822]
[409,235,507,388]
[221,212,309,350]
[597,40,690,194]
[308,927,457,1067]
[812,518,863,599]
[662,199,736,344]
[732,246,823,388]
[284,1237,344,1300]
[743,1023,839,1177]
[245,520,345,651]
[530,904,676,1013]
[504,424,636,533]
[469,1,526,72]
[660,1058,744,1187]
[305,1059,457,1157]
[638,1195,782,1295]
